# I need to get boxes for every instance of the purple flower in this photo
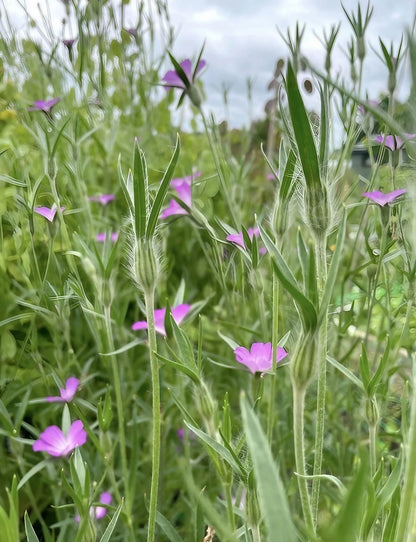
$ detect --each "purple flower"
[46,377,79,403]
[33,420,87,457]
[267,171,279,180]
[160,172,200,219]
[96,232,118,242]
[374,134,415,151]
[28,98,61,113]
[62,38,76,50]
[132,303,191,336]
[226,227,267,254]
[89,194,115,205]
[125,27,136,36]
[177,428,185,443]
[75,492,112,522]
[34,205,65,222]
[362,189,406,206]
[162,58,206,90]
[234,342,288,374]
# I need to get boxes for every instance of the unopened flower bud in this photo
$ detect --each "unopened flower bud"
[357,37,366,62]
[365,397,379,426]
[290,331,317,390]
[187,84,202,109]
[305,184,331,238]
[134,238,160,295]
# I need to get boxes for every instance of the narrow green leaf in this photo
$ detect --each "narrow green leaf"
[18,461,47,491]
[306,240,318,308]
[168,52,191,89]
[258,223,317,331]
[156,511,184,542]
[327,355,364,390]
[368,336,391,396]
[118,156,134,217]
[379,38,394,72]
[319,82,329,165]
[297,228,309,283]
[360,343,371,392]
[279,149,297,204]
[146,134,180,238]
[240,396,297,542]
[319,210,347,322]
[156,352,201,384]
[24,511,40,542]
[286,62,321,189]
[133,141,148,238]
[192,42,206,80]
[99,500,124,542]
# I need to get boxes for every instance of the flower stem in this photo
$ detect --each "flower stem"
[311,234,328,525]
[267,274,279,442]
[103,305,134,539]
[395,356,416,541]
[144,289,161,542]
[293,386,315,533]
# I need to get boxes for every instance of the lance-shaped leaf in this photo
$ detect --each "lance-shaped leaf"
[146,134,180,238]
[286,62,321,190]
[258,223,317,331]
[241,396,297,542]
[133,141,148,239]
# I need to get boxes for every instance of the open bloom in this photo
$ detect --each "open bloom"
[226,227,267,254]
[160,172,200,219]
[28,98,60,113]
[75,492,112,522]
[46,377,79,402]
[62,38,76,50]
[362,189,406,206]
[162,58,206,90]
[34,205,65,222]
[33,420,87,457]
[89,194,115,205]
[132,303,191,336]
[96,232,118,242]
[374,134,415,151]
[234,342,288,374]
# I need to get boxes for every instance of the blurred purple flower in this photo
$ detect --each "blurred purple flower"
[132,303,191,336]
[28,98,60,113]
[125,27,136,36]
[234,342,288,374]
[161,172,200,219]
[46,377,79,402]
[89,194,115,205]
[374,134,415,151]
[226,227,266,254]
[34,205,65,222]
[33,420,87,457]
[362,189,406,206]
[358,99,379,115]
[75,492,112,522]
[177,428,185,443]
[96,232,118,242]
[62,38,76,50]
[162,59,206,90]
[267,170,279,180]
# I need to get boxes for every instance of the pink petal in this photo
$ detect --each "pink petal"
[160,199,189,219]
[276,347,288,363]
[226,232,245,248]
[362,189,406,206]
[33,426,66,453]
[96,232,118,242]
[131,320,148,331]
[171,304,191,325]
[67,420,87,449]
[250,342,273,372]
[162,69,186,89]
[180,59,193,80]
[60,377,79,401]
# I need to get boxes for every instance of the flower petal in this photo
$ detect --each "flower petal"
[171,304,191,325]
[67,420,87,449]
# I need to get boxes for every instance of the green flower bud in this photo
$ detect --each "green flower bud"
[134,238,160,295]
[365,397,379,426]
[305,184,331,238]
[187,84,202,109]
[357,37,366,62]
[290,331,317,391]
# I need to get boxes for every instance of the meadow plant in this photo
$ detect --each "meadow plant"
[2,1,416,541]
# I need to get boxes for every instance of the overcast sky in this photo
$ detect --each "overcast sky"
[5,0,415,128]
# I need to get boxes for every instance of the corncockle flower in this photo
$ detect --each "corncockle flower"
[46,377,79,402]
[33,420,87,457]
[362,189,406,206]
[62,38,76,50]
[89,194,115,205]
[34,205,65,222]
[267,171,279,180]
[28,98,60,113]
[132,303,191,336]
[162,56,206,108]
[75,492,112,522]
[96,232,118,242]
[374,134,415,151]
[234,342,288,374]
[162,59,206,90]
[226,227,267,254]
[160,172,200,219]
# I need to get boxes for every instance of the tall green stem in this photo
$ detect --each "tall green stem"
[395,355,416,541]
[293,386,315,533]
[267,274,279,442]
[103,305,133,539]
[311,234,328,525]
[144,289,161,542]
